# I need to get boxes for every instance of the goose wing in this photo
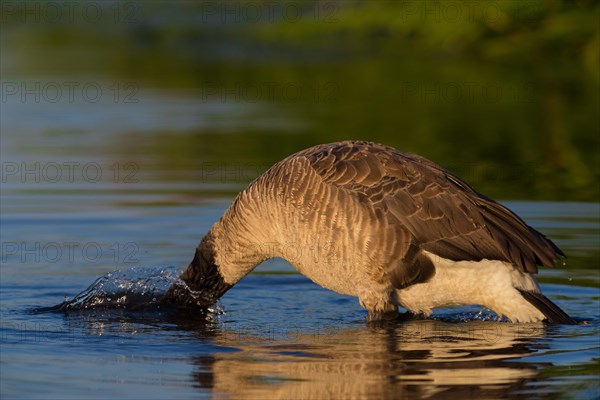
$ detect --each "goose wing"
[301,141,563,284]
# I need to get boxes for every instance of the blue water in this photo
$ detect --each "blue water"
[1,188,599,399]
[0,80,598,399]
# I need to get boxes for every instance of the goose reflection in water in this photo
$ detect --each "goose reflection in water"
[193,319,551,399]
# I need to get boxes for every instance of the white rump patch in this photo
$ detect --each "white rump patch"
[393,251,545,323]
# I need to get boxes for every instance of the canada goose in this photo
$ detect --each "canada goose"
[176,141,575,324]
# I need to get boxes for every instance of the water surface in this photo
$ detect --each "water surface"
[1,4,599,396]
[1,186,599,399]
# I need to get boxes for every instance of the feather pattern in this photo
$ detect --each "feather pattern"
[180,140,571,323]
[294,141,563,279]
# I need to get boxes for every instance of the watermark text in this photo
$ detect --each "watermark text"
[1,162,139,184]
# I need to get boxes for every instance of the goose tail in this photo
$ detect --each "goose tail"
[517,289,577,324]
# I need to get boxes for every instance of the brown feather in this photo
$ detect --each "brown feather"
[298,141,563,283]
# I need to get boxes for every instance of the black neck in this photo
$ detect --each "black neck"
[180,232,232,305]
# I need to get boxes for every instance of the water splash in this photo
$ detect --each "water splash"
[432,308,506,323]
[36,266,220,313]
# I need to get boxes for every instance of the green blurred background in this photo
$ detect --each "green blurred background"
[1,0,598,201]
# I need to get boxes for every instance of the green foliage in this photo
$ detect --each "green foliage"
[1,0,598,200]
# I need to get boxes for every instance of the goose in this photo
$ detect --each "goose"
[174,140,575,324]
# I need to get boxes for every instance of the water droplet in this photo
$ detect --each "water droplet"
[562,261,566,267]
[47,266,193,311]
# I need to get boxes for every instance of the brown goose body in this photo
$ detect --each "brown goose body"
[180,141,574,323]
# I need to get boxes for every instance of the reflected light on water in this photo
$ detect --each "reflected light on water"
[197,320,549,399]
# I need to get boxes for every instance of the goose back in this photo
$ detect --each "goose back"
[210,141,563,293]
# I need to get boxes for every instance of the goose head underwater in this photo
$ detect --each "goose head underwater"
[169,140,575,324]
